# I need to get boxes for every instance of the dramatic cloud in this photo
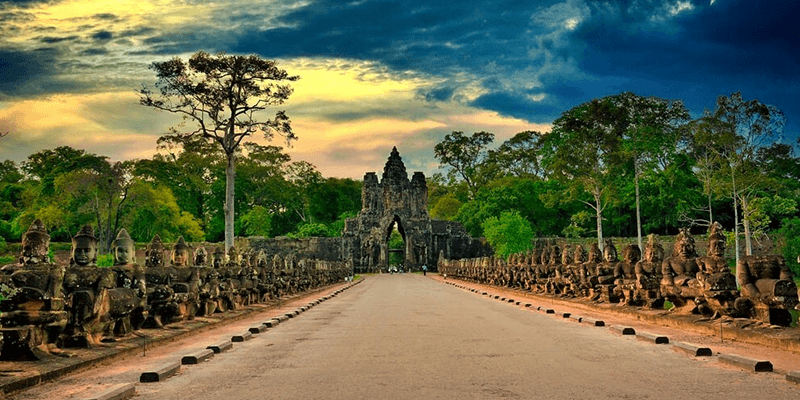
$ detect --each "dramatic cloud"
[0,0,796,177]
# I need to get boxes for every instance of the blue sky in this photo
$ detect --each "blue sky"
[0,0,797,178]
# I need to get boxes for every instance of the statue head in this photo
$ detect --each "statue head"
[212,246,225,269]
[112,228,136,265]
[707,222,726,258]
[145,235,165,268]
[674,227,697,259]
[256,250,268,269]
[21,219,50,265]
[573,245,587,264]
[587,243,602,263]
[561,244,573,265]
[171,236,191,267]
[622,244,641,264]
[194,246,208,266]
[71,224,98,267]
[644,234,665,263]
[603,239,618,262]
[227,246,240,265]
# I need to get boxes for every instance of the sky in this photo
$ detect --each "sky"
[0,0,797,179]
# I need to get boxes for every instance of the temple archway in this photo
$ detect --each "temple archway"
[341,147,492,273]
[386,216,406,269]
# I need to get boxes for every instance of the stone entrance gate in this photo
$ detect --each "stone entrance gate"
[250,148,491,273]
[341,148,490,273]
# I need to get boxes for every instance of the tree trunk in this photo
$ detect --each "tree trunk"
[224,151,236,252]
[634,166,642,251]
[732,171,740,284]
[741,195,753,256]
[594,189,604,251]
[707,192,713,227]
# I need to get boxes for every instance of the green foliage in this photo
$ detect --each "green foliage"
[434,131,494,197]
[562,211,591,238]
[0,255,15,265]
[125,181,205,243]
[240,205,272,237]
[430,193,462,220]
[482,211,534,258]
[287,223,332,239]
[388,229,404,265]
[777,217,800,277]
[326,211,357,237]
[96,254,114,267]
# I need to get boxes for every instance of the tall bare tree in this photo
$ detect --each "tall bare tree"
[140,51,298,251]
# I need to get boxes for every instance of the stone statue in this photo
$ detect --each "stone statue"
[581,243,603,296]
[169,236,201,318]
[212,246,225,269]
[736,253,799,326]
[634,234,665,309]
[0,219,68,360]
[143,235,179,328]
[109,228,148,334]
[194,246,208,267]
[171,236,191,267]
[695,222,739,316]
[567,244,588,296]
[661,228,702,312]
[592,239,620,303]
[61,225,117,347]
[613,244,641,305]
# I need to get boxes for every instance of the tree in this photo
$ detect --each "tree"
[483,131,545,180]
[539,96,627,250]
[55,162,133,252]
[23,146,110,196]
[482,211,534,258]
[691,92,785,262]
[140,51,298,252]
[434,131,494,198]
[614,92,690,250]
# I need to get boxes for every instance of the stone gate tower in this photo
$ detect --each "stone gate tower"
[342,147,490,272]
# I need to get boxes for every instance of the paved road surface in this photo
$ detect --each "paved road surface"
[13,274,800,399]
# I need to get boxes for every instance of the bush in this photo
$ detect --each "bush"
[96,253,114,267]
[482,211,534,258]
[777,218,800,277]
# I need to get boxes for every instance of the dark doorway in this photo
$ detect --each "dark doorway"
[386,216,406,270]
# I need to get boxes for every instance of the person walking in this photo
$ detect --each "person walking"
[422,264,427,276]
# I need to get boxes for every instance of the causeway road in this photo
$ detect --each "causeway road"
[12,274,800,399]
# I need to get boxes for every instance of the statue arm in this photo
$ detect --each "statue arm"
[661,260,674,286]
[737,260,758,298]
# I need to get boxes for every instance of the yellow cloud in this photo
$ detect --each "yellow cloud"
[284,58,428,103]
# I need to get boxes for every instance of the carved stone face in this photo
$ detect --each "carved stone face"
[623,245,640,264]
[212,253,223,269]
[172,248,189,267]
[22,232,49,264]
[114,243,135,265]
[677,238,695,258]
[708,238,725,258]
[72,237,97,267]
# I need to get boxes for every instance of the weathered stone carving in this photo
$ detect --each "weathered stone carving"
[661,228,702,311]
[634,234,665,309]
[0,220,67,359]
[60,225,119,347]
[109,228,148,335]
[341,148,490,273]
[736,254,799,326]
[695,223,739,316]
[613,244,641,305]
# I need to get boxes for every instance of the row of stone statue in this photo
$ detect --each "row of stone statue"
[439,223,799,327]
[0,220,350,360]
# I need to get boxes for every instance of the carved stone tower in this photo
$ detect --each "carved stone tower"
[342,147,490,272]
